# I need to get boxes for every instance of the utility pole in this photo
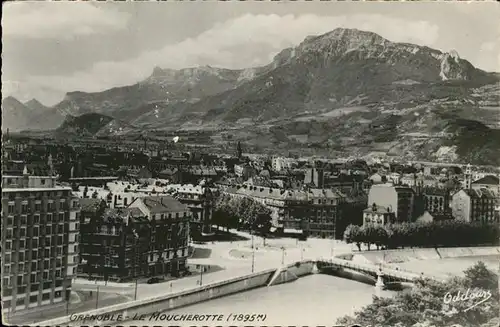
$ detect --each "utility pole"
[251,231,255,273]
[95,286,100,309]
[200,266,203,286]
[281,247,286,265]
[134,278,138,300]
[66,291,70,315]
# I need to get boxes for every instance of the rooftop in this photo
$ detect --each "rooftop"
[140,196,188,213]
[461,188,497,199]
[472,175,499,185]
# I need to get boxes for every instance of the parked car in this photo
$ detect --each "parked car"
[147,277,162,284]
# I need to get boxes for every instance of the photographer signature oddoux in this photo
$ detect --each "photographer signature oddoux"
[443,288,492,312]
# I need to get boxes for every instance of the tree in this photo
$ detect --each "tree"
[254,211,273,246]
[338,263,499,327]
[344,224,362,251]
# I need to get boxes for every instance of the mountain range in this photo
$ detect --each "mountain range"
[2,28,500,164]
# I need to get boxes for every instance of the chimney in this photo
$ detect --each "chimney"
[372,202,377,212]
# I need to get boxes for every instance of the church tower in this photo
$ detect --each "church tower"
[236,141,243,159]
[464,163,472,189]
[48,154,54,176]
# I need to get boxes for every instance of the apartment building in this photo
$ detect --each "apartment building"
[78,195,191,280]
[367,184,415,222]
[451,188,497,223]
[1,169,80,314]
[307,188,343,238]
[128,196,191,276]
[422,187,451,214]
[173,185,214,235]
[363,203,396,227]
[271,157,294,172]
[227,186,342,237]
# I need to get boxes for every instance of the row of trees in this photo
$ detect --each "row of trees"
[338,262,499,327]
[212,194,273,236]
[344,220,500,251]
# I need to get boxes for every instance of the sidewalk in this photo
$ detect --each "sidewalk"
[4,291,131,325]
[73,278,134,288]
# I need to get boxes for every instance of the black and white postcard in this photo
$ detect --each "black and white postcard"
[1,1,499,326]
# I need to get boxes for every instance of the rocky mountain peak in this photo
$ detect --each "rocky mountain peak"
[24,98,48,111]
[2,96,25,107]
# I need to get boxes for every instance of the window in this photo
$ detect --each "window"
[19,252,25,262]
[34,214,40,224]
[20,239,26,248]
[20,227,26,237]
[7,217,14,226]
[30,295,38,303]
[45,249,50,258]
[32,250,38,260]
[2,277,11,287]
[5,253,11,263]
[17,276,24,285]
[6,228,13,238]
[8,204,15,214]
[43,272,49,280]
[16,298,25,306]
[46,236,51,246]
[6,241,12,250]
[42,293,50,301]
[32,238,39,248]
[55,269,61,278]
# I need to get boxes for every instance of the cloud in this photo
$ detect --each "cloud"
[2,2,130,40]
[20,13,439,101]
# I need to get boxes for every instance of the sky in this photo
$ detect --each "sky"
[2,1,500,106]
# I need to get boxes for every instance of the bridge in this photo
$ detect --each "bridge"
[316,257,444,288]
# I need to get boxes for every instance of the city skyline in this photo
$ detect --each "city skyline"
[2,1,500,106]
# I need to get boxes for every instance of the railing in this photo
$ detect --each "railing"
[318,257,443,282]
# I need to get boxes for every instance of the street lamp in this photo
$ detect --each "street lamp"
[251,230,255,273]
[134,278,138,300]
[95,285,100,309]
[281,247,286,265]
[199,266,204,286]
[66,291,70,315]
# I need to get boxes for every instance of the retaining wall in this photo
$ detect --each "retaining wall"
[268,261,315,286]
[353,246,499,264]
[38,261,315,326]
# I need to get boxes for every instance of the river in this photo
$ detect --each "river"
[119,274,394,326]
[116,254,497,326]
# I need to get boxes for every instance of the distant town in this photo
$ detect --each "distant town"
[1,132,499,323]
